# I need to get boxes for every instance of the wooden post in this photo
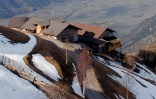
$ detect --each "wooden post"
[65,38,69,66]
[33,76,36,83]
[66,47,68,65]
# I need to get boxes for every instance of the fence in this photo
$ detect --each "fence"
[0,55,36,83]
[0,55,80,98]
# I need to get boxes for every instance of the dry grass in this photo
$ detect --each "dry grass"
[38,82,81,99]
[25,35,75,85]
[92,60,135,99]
[0,25,78,97]
[124,54,136,68]
[0,25,136,98]
[139,43,156,68]
[0,25,29,43]
[23,35,80,97]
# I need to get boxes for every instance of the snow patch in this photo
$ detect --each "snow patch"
[0,34,51,84]
[0,65,47,99]
[106,61,156,99]
[32,54,61,81]
[72,63,83,97]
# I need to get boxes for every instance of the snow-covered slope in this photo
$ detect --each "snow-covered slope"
[0,30,83,98]
[32,54,83,97]
[0,65,47,99]
[93,55,156,99]
[0,33,51,84]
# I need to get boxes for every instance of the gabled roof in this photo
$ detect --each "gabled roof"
[41,20,69,36]
[37,20,51,26]
[8,17,30,28]
[41,20,80,36]
[71,22,115,39]
[21,17,47,30]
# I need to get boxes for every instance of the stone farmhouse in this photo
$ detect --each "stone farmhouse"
[8,16,121,54]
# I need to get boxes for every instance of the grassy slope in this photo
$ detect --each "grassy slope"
[92,60,135,99]
[0,25,30,43]
[24,35,75,85]
[0,25,136,98]
[139,42,156,68]
[0,25,80,98]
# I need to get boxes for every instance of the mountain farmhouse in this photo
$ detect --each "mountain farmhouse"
[8,16,121,55]
[71,22,121,54]
[35,20,80,42]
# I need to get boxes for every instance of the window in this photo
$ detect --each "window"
[61,28,74,42]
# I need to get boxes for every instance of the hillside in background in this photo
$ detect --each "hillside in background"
[16,0,156,35]
[1,0,156,35]
[122,15,156,53]
[0,0,68,18]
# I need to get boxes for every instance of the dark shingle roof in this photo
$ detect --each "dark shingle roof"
[8,17,30,28]
[41,20,69,36]
[37,20,51,26]
[71,22,115,39]
[41,20,80,36]
[21,17,47,30]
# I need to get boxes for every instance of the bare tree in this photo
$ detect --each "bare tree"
[77,48,92,96]
[121,73,135,99]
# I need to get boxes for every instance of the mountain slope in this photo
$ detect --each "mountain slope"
[0,0,67,18]
[0,25,156,98]
[122,15,156,53]
[14,0,156,35]
[0,25,81,98]
[92,55,156,99]
[0,65,47,99]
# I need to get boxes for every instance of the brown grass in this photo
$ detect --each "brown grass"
[0,25,78,97]
[92,60,135,99]
[0,25,29,43]
[124,54,136,68]
[25,35,75,85]
[38,82,82,99]
[139,43,156,68]
[23,35,80,97]
[1,25,136,98]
